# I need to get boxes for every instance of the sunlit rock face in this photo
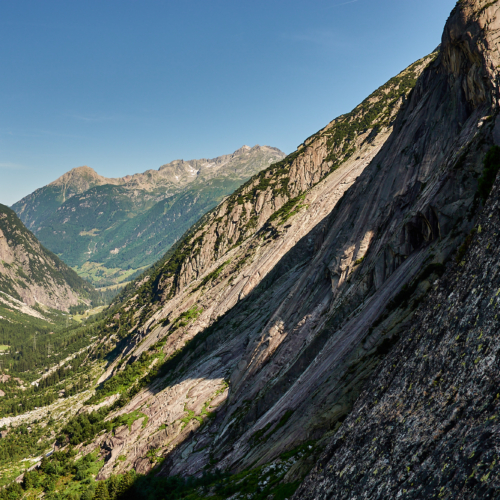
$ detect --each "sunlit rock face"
[73,1,500,491]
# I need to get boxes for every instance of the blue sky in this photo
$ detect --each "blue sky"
[1,0,456,206]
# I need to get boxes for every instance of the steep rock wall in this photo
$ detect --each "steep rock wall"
[296,106,500,500]
[81,57,435,479]
[190,0,500,475]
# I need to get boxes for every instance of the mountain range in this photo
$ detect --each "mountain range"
[1,1,500,499]
[12,145,284,288]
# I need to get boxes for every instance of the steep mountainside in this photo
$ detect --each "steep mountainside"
[64,52,443,479]
[294,2,500,498]
[0,204,99,312]
[12,146,284,287]
[296,149,500,499]
[70,0,500,485]
[4,3,500,499]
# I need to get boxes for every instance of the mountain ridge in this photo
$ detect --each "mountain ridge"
[34,145,285,198]
[12,145,285,287]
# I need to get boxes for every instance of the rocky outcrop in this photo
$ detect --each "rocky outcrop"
[0,204,99,312]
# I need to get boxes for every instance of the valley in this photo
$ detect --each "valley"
[1,1,500,499]
[12,147,284,289]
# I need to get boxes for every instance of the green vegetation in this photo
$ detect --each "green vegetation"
[0,304,107,376]
[193,261,231,291]
[0,301,119,417]
[4,444,304,500]
[74,262,147,292]
[162,306,204,330]
[0,423,51,467]
[58,409,148,445]
[268,194,307,224]
[86,351,161,404]
[478,145,500,204]
[171,306,203,329]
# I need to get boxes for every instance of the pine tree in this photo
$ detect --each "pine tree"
[107,475,121,500]
[94,481,110,500]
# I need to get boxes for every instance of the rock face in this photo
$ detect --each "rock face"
[295,170,500,498]
[11,146,285,287]
[82,54,440,478]
[57,2,500,493]
[0,204,99,312]
[293,2,500,498]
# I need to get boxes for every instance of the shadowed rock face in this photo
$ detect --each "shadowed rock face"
[294,155,500,495]
[72,0,500,488]
[293,1,500,498]
[296,180,500,498]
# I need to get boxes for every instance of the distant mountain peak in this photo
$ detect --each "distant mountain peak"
[11,145,285,287]
[49,165,122,187]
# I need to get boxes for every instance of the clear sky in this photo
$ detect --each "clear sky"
[1,0,457,206]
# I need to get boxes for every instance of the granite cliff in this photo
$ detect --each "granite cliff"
[79,0,500,487]
[70,51,443,479]
[3,2,500,499]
